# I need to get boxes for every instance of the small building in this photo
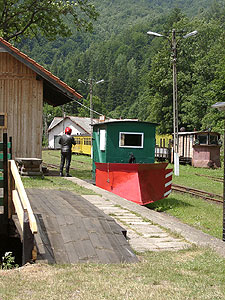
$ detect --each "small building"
[178,131,221,168]
[48,116,98,149]
[92,120,157,173]
[0,37,82,158]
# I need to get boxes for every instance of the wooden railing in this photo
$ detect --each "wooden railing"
[8,160,37,264]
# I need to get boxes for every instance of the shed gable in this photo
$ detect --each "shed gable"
[0,52,43,158]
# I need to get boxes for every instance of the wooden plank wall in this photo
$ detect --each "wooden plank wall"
[0,52,43,158]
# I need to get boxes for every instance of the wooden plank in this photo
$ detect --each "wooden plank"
[12,215,23,241]
[81,239,99,262]
[9,160,37,233]
[31,189,70,216]
[107,218,127,236]
[22,210,34,265]
[26,189,56,216]
[48,190,80,216]
[44,214,69,264]
[72,239,88,262]
[12,189,24,230]
[34,214,55,264]
[105,233,125,262]
[64,241,79,263]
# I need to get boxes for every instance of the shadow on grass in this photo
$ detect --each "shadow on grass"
[70,169,92,180]
[44,170,59,176]
[146,196,193,212]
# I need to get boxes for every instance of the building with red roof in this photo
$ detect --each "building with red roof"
[0,37,82,158]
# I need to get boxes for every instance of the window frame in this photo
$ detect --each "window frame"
[0,113,7,129]
[119,131,144,149]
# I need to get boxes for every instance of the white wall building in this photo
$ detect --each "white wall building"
[48,116,98,149]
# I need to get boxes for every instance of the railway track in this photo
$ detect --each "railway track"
[43,162,77,171]
[43,162,223,204]
[172,183,223,204]
[195,173,223,183]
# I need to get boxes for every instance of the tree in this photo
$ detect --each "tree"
[0,0,98,41]
[77,95,107,118]
[43,103,62,137]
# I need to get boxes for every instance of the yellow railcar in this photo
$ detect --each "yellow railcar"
[155,134,172,147]
[72,134,172,158]
[72,136,92,155]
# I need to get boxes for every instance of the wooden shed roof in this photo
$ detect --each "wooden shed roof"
[0,37,82,107]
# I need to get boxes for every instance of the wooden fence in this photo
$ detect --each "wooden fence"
[8,159,37,265]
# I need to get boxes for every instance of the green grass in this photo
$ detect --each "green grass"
[22,150,94,195]
[148,193,223,238]
[0,247,225,300]
[22,176,96,195]
[42,150,92,180]
[148,163,224,239]
[170,163,223,196]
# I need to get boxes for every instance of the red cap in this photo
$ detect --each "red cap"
[65,127,72,135]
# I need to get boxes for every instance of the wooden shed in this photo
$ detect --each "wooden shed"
[177,131,221,168]
[0,37,82,159]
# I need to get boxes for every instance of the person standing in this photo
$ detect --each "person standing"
[59,127,76,177]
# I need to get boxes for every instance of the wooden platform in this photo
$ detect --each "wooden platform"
[25,189,138,264]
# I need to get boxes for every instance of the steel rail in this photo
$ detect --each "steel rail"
[172,183,223,204]
[194,173,223,183]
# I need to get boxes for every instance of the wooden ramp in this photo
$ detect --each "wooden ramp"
[26,189,138,264]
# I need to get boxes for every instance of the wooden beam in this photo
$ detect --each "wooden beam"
[9,160,37,233]
[12,189,24,231]
[22,210,35,265]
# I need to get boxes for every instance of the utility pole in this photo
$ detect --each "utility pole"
[89,79,93,128]
[172,29,179,176]
[212,102,225,241]
[147,29,198,176]
[78,78,104,151]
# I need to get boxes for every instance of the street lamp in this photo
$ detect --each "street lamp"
[147,29,198,176]
[212,102,225,242]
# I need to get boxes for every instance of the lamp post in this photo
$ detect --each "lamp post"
[212,102,225,241]
[147,29,198,176]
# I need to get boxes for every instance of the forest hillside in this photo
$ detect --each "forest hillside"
[18,0,225,134]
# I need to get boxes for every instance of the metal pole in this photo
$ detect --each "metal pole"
[89,79,93,153]
[90,79,93,127]
[223,116,225,241]
[172,29,179,176]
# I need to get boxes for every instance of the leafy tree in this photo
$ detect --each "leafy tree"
[77,95,107,118]
[43,103,62,137]
[0,0,98,41]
